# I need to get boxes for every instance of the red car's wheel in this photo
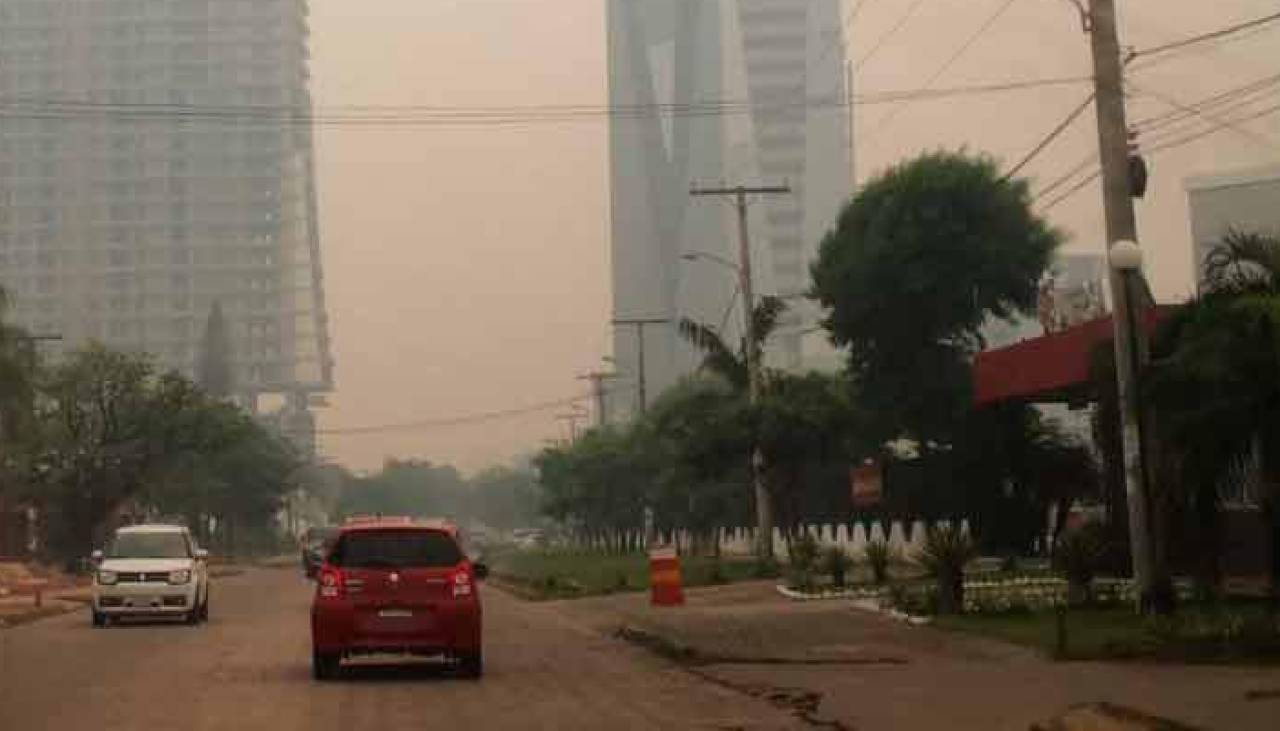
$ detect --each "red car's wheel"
[458,650,483,679]
[312,649,340,680]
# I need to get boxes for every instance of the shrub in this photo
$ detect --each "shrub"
[915,525,976,614]
[787,533,820,591]
[1053,522,1108,606]
[864,539,891,585]
[820,545,854,588]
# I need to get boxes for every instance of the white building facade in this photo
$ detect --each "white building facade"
[0,0,333,406]
[606,0,851,419]
[1185,164,1280,291]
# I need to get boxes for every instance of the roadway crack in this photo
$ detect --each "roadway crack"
[615,625,863,730]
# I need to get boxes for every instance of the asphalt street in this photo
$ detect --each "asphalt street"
[0,566,800,731]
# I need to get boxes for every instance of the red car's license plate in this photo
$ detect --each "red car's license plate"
[378,608,413,618]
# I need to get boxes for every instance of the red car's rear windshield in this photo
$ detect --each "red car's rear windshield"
[328,529,462,569]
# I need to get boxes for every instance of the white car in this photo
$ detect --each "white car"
[91,524,210,627]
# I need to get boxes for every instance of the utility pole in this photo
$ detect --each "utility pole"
[1085,0,1158,612]
[578,371,617,428]
[689,183,791,561]
[611,317,669,415]
[555,406,588,444]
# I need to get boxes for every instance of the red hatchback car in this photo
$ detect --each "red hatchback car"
[310,518,487,680]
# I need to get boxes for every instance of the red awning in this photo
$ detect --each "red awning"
[972,306,1176,408]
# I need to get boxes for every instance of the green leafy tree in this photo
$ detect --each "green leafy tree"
[469,466,541,530]
[644,378,754,550]
[535,426,654,551]
[756,371,864,537]
[812,151,1060,448]
[336,458,468,520]
[0,288,39,506]
[1146,230,1280,602]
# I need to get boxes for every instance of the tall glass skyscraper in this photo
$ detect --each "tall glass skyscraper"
[607,0,851,418]
[0,0,332,410]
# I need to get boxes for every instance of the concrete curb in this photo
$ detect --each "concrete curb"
[775,583,932,625]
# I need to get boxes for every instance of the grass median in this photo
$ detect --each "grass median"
[486,548,767,600]
[934,599,1280,663]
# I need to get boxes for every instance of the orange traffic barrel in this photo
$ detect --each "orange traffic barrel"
[649,546,684,606]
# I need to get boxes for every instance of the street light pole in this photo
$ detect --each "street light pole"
[690,183,791,562]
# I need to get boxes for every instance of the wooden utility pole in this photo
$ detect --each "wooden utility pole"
[1085,0,1157,611]
[611,317,669,415]
[689,183,791,561]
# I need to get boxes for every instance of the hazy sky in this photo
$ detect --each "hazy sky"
[308,0,1279,474]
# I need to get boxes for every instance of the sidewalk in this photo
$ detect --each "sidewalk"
[557,581,1280,730]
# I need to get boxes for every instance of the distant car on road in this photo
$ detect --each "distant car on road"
[91,524,210,627]
[301,526,339,578]
[310,517,488,680]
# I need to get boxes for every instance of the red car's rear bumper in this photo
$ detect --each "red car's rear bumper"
[311,598,481,655]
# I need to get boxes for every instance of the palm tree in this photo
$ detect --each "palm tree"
[677,295,787,389]
[1147,229,1280,603]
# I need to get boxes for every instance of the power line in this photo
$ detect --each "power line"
[1004,92,1095,179]
[1128,80,1279,150]
[1142,101,1280,155]
[853,0,929,74]
[866,0,1022,138]
[1038,168,1101,213]
[1038,100,1280,212]
[316,391,600,435]
[1130,72,1280,132]
[0,76,1090,128]
[1129,11,1280,65]
[1035,73,1280,202]
[1032,153,1096,201]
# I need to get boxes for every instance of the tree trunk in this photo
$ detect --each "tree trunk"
[936,570,963,614]
[1193,485,1222,602]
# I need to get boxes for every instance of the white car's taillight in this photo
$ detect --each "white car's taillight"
[451,570,473,598]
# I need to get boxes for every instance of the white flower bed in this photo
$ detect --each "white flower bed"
[780,575,1197,616]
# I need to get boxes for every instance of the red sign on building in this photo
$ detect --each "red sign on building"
[851,461,883,508]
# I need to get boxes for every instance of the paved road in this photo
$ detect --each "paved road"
[0,567,800,731]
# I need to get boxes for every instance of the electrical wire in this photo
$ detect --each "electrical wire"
[1129,11,1280,65]
[0,76,1090,128]
[1034,73,1280,203]
[1142,101,1280,155]
[1129,80,1279,150]
[865,0,1022,139]
[1131,72,1280,131]
[1038,99,1280,213]
[1003,92,1095,179]
[316,392,598,435]
[1032,153,1096,201]
[853,0,930,74]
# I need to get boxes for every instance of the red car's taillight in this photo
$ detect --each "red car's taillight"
[451,567,473,598]
[318,568,344,598]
